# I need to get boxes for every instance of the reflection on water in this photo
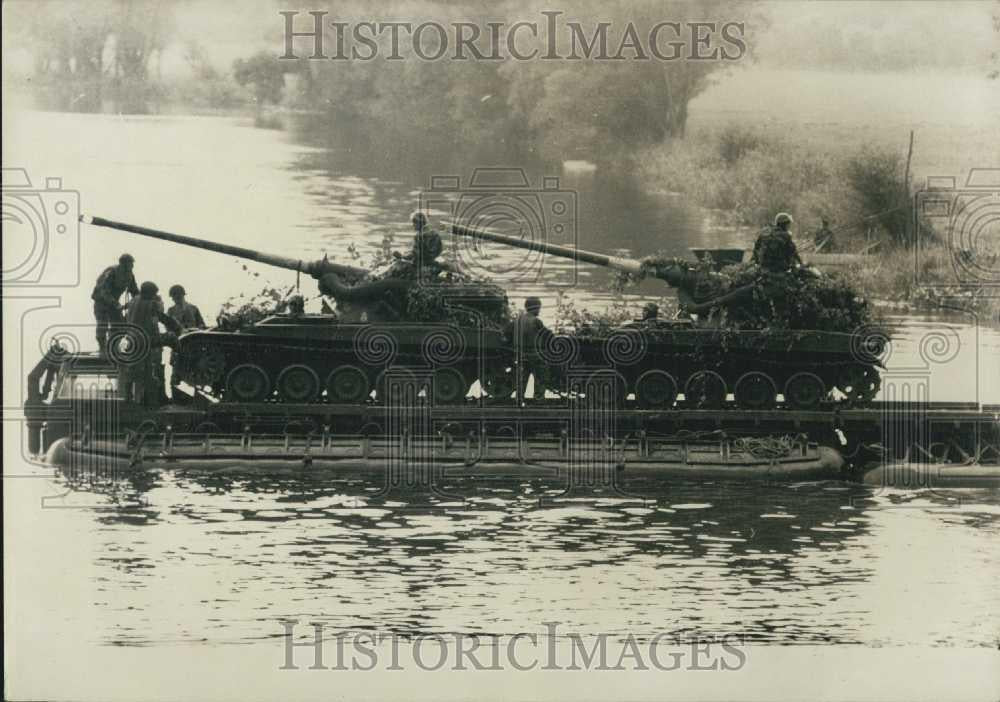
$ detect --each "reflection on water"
[44,468,1000,648]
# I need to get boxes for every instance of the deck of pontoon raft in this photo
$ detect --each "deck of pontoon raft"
[35,399,1000,486]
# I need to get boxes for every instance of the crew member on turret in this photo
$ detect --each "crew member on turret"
[91,253,139,355]
[752,212,802,273]
[314,210,451,321]
[285,294,305,318]
[121,281,182,406]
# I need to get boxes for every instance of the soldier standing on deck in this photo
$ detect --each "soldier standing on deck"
[91,253,139,355]
[513,297,552,404]
[167,284,206,400]
[122,282,182,406]
[167,285,206,331]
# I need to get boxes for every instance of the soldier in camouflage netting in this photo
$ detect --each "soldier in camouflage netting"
[752,212,803,273]
[315,210,509,326]
[629,212,875,333]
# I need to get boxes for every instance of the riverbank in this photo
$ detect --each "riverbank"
[639,119,999,321]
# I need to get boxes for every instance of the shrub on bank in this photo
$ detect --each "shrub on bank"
[642,125,915,250]
[640,125,998,316]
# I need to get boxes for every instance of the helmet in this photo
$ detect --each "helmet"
[139,281,159,299]
[774,212,794,227]
[168,284,185,298]
[410,210,429,231]
[525,296,542,312]
[119,253,135,265]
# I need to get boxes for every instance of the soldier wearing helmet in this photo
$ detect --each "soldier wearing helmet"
[752,212,802,273]
[121,281,182,406]
[512,296,553,403]
[409,209,448,268]
[166,284,206,401]
[91,252,139,355]
[167,284,206,332]
[314,210,452,321]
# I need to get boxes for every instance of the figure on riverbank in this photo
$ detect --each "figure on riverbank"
[813,217,836,252]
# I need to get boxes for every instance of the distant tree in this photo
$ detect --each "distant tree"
[294,0,761,164]
[7,0,174,113]
[990,0,999,79]
[233,52,287,115]
[109,0,176,113]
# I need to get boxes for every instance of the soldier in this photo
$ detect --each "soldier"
[91,253,139,355]
[26,340,66,404]
[512,296,552,403]
[752,212,802,273]
[813,217,836,252]
[167,284,206,331]
[122,281,182,407]
[394,210,453,274]
[314,211,450,321]
[285,294,305,317]
[165,284,206,400]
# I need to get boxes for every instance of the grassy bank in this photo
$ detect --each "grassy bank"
[640,124,999,320]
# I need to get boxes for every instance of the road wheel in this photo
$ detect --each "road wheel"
[734,371,777,409]
[225,364,271,402]
[326,365,370,404]
[784,372,826,409]
[684,370,727,409]
[635,370,677,408]
[433,368,468,405]
[276,365,320,403]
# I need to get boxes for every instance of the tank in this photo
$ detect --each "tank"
[82,215,885,409]
[448,221,887,408]
[83,216,516,404]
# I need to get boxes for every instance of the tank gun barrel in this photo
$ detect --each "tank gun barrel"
[81,215,367,279]
[446,220,644,275]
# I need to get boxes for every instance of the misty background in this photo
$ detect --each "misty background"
[2,0,998,303]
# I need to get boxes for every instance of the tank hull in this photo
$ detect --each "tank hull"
[171,319,882,409]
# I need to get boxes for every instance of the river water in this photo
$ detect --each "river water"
[3,109,999,655]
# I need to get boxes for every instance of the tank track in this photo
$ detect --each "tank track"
[173,334,882,409]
